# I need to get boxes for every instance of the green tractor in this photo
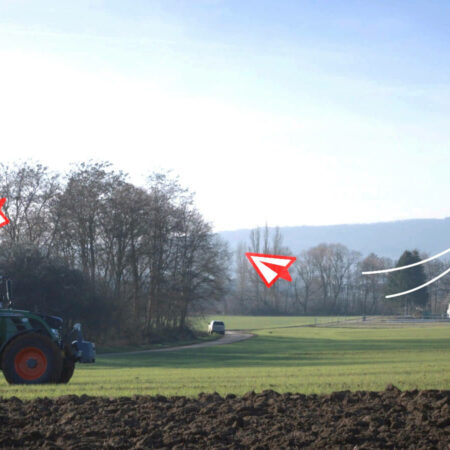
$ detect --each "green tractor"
[0,277,95,384]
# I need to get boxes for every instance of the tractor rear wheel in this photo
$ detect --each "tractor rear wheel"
[1,333,63,384]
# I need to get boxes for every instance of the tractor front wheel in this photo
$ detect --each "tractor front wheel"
[58,357,75,383]
[1,333,63,384]
[58,344,76,384]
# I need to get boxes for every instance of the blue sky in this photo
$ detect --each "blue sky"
[0,1,449,230]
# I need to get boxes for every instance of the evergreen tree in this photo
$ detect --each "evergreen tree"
[387,250,429,314]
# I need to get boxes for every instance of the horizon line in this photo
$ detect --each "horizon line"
[215,216,450,233]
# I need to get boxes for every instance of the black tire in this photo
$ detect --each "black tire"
[57,343,76,384]
[58,357,75,384]
[1,333,63,385]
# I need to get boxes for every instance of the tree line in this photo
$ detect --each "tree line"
[0,161,230,342]
[228,226,450,316]
[1,162,448,343]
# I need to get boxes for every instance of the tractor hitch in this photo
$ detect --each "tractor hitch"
[66,323,96,363]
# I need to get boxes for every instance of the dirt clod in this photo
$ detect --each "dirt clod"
[0,386,449,448]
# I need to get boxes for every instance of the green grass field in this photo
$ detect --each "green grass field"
[1,316,449,399]
[191,315,346,331]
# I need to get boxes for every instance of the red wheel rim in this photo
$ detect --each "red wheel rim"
[14,347,47,381]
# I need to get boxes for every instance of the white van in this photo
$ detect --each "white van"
[208,320,225,335]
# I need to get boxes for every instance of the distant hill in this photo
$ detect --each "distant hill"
[218,217,450,260]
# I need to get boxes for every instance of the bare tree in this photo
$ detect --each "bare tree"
[54,161,124,286]
[357,253,391,315]
[293,250,316,314]
[0,162,60,249]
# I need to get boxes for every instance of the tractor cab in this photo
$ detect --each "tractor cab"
[0,277,95,384]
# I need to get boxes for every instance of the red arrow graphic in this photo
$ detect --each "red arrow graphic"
[263,262,293,282]
[0,198,10,228]
[245,252,296,288]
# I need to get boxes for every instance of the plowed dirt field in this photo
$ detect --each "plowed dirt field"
[0,385,449,449]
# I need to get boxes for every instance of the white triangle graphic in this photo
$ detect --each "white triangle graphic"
[249,255,291,284]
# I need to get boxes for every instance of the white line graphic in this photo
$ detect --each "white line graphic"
[362,247,450,299]
[362,247,450,275]
[385,266,450,298]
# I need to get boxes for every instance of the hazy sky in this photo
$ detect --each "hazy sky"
[1,1,449,231]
